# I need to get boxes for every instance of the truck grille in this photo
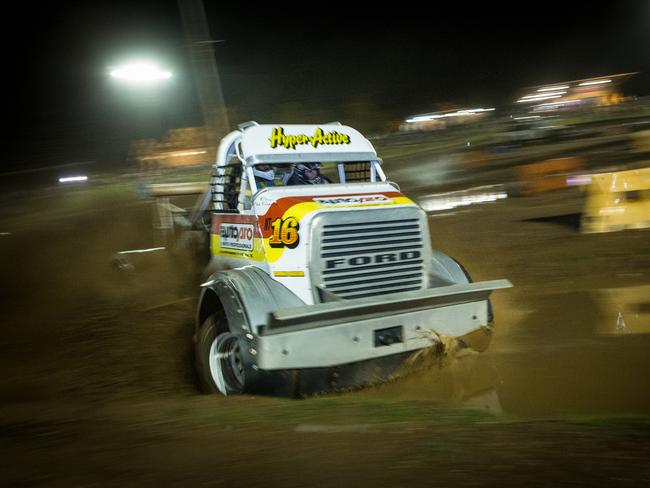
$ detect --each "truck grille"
[313,210,428,300]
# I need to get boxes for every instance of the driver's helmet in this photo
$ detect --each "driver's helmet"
[291,162,322,184]
[253,164,275,182]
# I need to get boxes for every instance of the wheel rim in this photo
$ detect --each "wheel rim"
[208,332,245,395]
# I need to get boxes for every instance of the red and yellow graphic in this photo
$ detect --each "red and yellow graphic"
[212,191,415,263]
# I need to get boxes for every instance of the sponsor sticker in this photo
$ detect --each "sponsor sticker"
[220,223,254,251]
[313,195,392,206]
[268,127,351,150]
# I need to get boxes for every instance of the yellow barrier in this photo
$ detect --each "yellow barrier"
[515,156,585,195]
[581,167,650,233]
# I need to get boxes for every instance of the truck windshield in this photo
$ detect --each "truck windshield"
[251,161,379,190]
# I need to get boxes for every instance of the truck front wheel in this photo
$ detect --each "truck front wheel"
[195,315,248,395]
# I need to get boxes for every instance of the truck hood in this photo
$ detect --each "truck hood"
[252,182,415,216]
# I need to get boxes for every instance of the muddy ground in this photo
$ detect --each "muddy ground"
[1,155,649,486]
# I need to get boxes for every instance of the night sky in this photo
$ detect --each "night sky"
[3,1,650,172]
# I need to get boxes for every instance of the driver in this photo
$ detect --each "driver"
[287,162,330,185]
[253,164,276,189]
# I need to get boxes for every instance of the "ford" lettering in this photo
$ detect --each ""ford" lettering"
[325,250,421,269]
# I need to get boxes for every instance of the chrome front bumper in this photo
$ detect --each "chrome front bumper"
[252,280,511,370]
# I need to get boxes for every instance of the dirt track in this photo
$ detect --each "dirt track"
[1,170,650,486]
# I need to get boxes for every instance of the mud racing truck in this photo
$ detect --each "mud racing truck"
[186,122,511,396]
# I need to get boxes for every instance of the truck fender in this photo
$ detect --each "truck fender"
[429,250,471,286]
[196,266,305,335]
[429,250,493,324]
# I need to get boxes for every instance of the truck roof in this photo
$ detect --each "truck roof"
[238,124,378,165]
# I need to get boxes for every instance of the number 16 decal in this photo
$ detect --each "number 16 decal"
[269,217,300,248]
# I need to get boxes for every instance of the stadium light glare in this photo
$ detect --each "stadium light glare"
[521,91,566,99]
[578,79,612,86]
[59,176,88,183]
[516,95,563,103]
[537,86,569,92]
[109,61,173,84]
[405,107,495,123]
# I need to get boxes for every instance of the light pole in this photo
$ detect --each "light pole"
[177,0,229,146]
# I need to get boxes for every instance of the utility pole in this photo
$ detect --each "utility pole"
[177,0,230,149]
